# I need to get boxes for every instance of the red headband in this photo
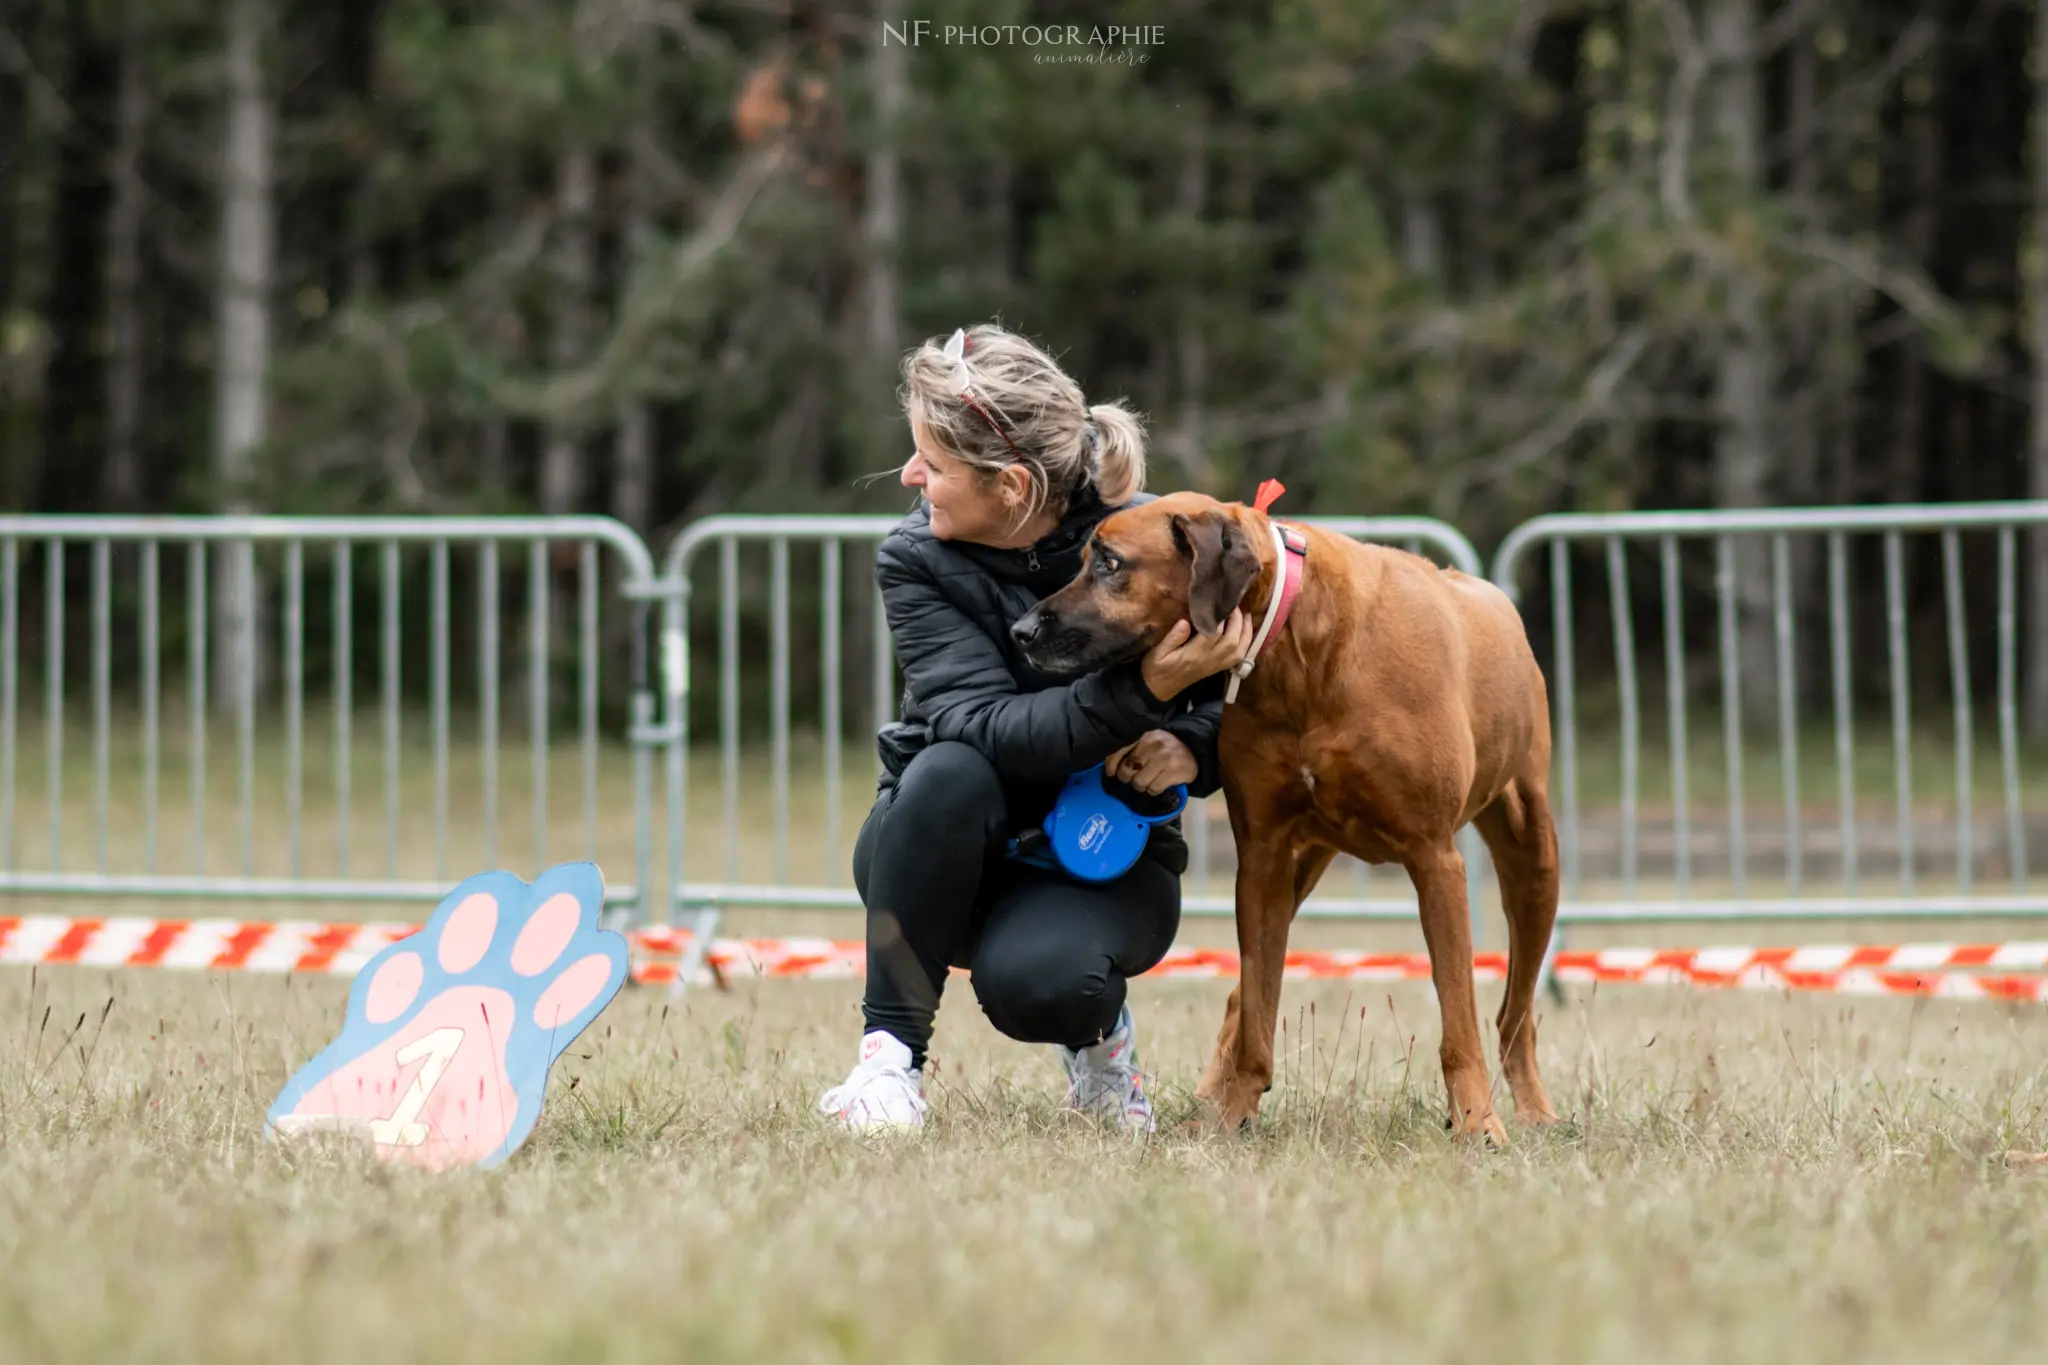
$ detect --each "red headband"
[943,329,1025,459]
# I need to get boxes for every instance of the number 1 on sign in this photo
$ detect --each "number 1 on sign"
[367,1028,465,1147]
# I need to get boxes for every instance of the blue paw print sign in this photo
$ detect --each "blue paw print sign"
[269,862,631,1170]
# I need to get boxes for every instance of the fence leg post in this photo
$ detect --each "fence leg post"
[1458,826,1487,949]
[619,686,654,936]
[1538,928,1567,1006]
[617,599,656,936]
[674,903,725,997]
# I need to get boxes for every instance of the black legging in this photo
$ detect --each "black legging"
[853,741,1182,1068]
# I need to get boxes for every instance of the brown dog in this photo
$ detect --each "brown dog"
[1011,491,1560,1143]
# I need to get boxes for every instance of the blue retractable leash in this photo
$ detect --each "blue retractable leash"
[1006,763,1189,884]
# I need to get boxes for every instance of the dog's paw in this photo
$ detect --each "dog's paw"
[268,863,629,1170]
[1447,1106,1511,1151]
[1182,1089,1262,1138]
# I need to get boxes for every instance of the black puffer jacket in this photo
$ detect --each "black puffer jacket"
[873,486,1225,875]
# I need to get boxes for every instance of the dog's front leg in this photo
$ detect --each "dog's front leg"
[1196,837,1297,1131]
[1193,983,1242,1123]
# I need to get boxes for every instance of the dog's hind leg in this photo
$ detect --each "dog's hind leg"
[1408,839,1508,1146]
[1473,781,1560,1124]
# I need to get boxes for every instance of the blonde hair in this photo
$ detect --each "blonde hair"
[900,323,1147,524]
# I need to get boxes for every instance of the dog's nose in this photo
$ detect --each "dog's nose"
[1011,611,1047,650]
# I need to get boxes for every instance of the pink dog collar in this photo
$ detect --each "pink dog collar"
[1225,522,1307,704]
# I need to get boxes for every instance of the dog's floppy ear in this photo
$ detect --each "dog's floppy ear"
[1170,511,1262,637]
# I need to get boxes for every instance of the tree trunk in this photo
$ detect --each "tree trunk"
[1871,58,1940,707]
[1782,13,1827,700]
[214,0,275,710]
[477,162,520,497]
[1398,181,1442,279]
[1828,284,1858,508]
[613,403,653,531]
[859,0,907,472]
[339,0,381,306]
[0,0,26,508]
[481,415,511,494]
[612,139,654,537]
[1470,15,1541,297]
[1889,62,1939,508]
[1783,26,1820,510]
[1169,109,1212,488]
[104,4,147,511]
[2028,0,2048,737]
[39,0,114,511]
[540,148,595,515]
[0,0,23,353]
[1705,0,1776,724]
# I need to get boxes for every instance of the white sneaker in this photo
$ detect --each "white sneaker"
[819,1031,928,1132]
[1059,1004,1155,1133]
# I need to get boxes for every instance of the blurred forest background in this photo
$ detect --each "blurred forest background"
[6,0,2048,738]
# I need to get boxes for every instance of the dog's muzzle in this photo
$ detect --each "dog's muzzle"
[1010,609,1050,652]
[1011,606,1089,674]
[1012,602,1147,676]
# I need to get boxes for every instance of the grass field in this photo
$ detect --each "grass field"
[5,964,2048,1363]
[5,718,2048,1360]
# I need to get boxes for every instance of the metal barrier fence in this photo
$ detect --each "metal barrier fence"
[7,503,2045,979]
[0,516,661,916]
[1490,502,2048,938]
[648,514,1490,984]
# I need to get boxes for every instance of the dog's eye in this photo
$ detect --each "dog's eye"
[1095,551,1122,575]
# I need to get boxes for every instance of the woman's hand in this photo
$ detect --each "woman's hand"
[1140,610,1253,702]
[1105,730,1199,795]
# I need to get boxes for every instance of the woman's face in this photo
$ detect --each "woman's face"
[901,420,1019,544]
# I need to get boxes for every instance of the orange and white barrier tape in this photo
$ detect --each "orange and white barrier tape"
[3,914,2047,1001]
[1133,943,2048,1002]
[0,914,422,975]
